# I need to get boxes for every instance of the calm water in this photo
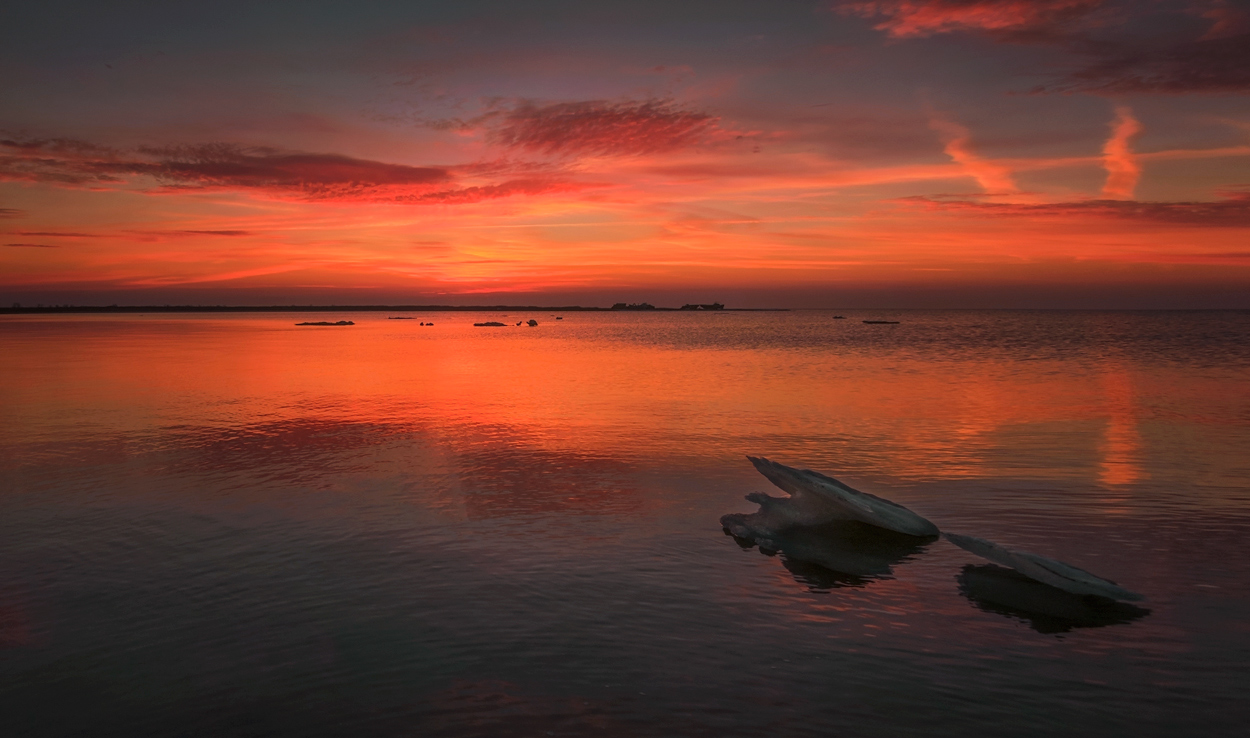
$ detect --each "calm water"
[2,310,1248,737]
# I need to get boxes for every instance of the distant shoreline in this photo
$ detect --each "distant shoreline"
[0,305,790,315]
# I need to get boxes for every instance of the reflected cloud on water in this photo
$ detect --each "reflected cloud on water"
[957,564,1151,635]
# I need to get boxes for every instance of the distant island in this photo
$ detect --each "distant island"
[2,302,787,314]
[612,302,723,310]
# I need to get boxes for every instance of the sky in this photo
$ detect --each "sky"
[2,0,1248,308]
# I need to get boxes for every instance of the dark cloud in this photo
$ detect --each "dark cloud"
[0,207,26,218]
[135,144,451,195]
[0,138,451,197]
[4,242,59,248]
[10,230,102,237]
[0,137,129,184]
[0,136,593,205]
[172,230,253,236]
[1035,31,1250,94]
[491,100,716,156]
[842,0,1250,94]
[898,192,1250,225]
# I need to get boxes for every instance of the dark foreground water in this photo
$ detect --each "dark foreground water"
[2,310,1248,737]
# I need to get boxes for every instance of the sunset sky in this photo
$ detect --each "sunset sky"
[3,0,1248,308]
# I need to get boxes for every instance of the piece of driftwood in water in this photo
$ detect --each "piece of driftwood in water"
[295,320,354,326]
[746,456,940,537]
[944,532,1143,601]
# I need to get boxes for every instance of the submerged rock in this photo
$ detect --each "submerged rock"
[474,321,507,327]
[295,320,354,326]
[722,515,934,582]
[745,456,939,537]
[957,564,1150,633]
[945,532,1144,601]
[527,319,538,326]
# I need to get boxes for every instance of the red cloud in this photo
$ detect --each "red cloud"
[838,0,1105,39]
[898,192,1250,226]
[491,100,716,156]
[5,243,59,248]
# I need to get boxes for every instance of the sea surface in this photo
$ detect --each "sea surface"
[2,309,1248,737]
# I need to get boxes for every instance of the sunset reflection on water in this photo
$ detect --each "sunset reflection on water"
[1,310,1248,737]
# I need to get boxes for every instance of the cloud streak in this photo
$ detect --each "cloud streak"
[0,137,593,206]
[1101,106,1142,199]
[491,100,716,157]
[898,192,1250,226]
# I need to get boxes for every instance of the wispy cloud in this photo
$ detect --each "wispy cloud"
[927,116,1017,194]
[0,207,26,219]
[5,242,59,248]
[837,0,1106,40]
[1101,106,1142,199]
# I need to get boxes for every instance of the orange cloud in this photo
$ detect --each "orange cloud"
[927,117,1016,194]
[1101,106,1142,199]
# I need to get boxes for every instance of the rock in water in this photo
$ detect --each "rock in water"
[746,456,939,537]
[944,532,1143,602]
[721,515,933,580]
[956,564,1149,633]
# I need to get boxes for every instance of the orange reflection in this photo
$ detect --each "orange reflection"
[1,312,1242,513]
[1098,361,1142,488]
